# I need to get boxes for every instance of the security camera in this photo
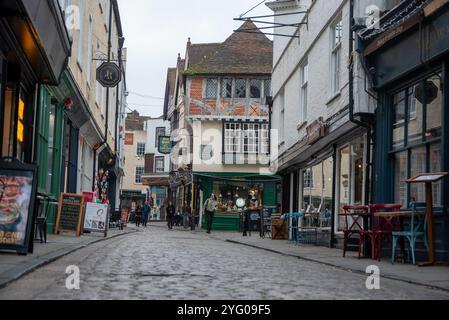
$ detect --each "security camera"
[369,67,376,75]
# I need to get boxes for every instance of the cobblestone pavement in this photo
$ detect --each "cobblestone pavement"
[1,227,449,300]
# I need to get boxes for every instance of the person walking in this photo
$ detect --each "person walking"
[166,201,175,230]
[135,205,142,227]
[204,193,218,234]
[142,202,149,227]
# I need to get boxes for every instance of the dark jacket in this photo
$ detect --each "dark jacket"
[167,205,175,218]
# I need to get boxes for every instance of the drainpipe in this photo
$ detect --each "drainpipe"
[348,0,372,206]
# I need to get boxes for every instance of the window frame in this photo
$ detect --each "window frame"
[205,78,218,99]
[300,60,309,123]
[155,156,165,173]
[155,127,166,147]
[135,166,144,184]
[235,78,247,99]
[330,17,342,95]
[389,73,443,207]
[136,142,146,156]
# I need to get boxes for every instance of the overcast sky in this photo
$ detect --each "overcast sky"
[118,0,272,118]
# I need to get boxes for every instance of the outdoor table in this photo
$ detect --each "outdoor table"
[406,172,449,267]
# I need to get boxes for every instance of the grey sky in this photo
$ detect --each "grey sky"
[118,0,272,118]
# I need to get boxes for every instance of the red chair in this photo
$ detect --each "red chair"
[369,204,403,261]
[341,205,374,259]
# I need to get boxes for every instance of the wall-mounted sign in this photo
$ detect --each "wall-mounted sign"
[96,62,122,88]
[158,136,172,154]
[306,117,326,146]
[55,193,84,237]
[0,158,37,255]
[84,202,109,237]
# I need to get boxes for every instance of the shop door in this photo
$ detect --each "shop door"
[336,137,366,233]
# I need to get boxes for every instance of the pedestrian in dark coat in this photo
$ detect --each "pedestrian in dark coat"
[166,201,175,230]
[135,205,142,227]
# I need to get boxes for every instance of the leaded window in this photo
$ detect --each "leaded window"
[250,79,262,98]
[235,79,247,98]
[205,78,218,99]
[221,78,232,98]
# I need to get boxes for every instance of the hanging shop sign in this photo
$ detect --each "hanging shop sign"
[96,62,122,88]
[306,117,326,146]
[158,136,172,154]
[84,202,109,237]
[55,193,84,237]
[0,158,37,255]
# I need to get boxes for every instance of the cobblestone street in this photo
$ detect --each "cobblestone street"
[1,226,449,300]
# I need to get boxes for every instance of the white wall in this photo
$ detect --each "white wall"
[270,0,355,155]
[146,118,171,173]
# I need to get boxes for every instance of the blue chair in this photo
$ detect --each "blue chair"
[391,203,428,265]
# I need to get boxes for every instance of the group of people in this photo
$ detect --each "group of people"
[133,203,150,227]
[165,202,193,230]
[166,193,219,234]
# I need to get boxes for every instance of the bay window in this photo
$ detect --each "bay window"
[224,122,269,155]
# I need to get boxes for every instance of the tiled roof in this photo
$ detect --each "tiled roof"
[184,20,273,75]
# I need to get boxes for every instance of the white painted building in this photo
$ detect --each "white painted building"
[266,0,385,239]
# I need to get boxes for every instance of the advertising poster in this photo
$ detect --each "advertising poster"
[0,159,37,254]
[84,202,109,233]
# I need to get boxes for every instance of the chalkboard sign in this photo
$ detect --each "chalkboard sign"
[55,193,84,237]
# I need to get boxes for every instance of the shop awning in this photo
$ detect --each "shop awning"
[194,172,281,183]
[1,0,71,84]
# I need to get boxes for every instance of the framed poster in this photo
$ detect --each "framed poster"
[55,193,84,237]
[0,158,37,255]
[84,202,109,237]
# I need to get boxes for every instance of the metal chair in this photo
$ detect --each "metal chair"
[391,203,428,265]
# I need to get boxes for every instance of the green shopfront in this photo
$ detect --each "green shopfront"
[195,173,280,231]
[362,1,449,261]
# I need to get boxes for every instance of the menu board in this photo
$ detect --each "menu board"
[55,193,84,237]
[0,160,37,255]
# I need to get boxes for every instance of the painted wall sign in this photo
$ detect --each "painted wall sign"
[158,136,172,154]
[0,159,37,255]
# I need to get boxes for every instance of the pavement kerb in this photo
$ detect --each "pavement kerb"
[0,229,137,290]
[225,239,449,294]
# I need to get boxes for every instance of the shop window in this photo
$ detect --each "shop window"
[392,91,406,149]
[390,74,443,206]
[337,137,366,231]
[205,78,218,99]
[301,157,334,221]
[212,180,263,212]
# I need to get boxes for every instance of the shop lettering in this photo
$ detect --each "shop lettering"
[0,231,23,244]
